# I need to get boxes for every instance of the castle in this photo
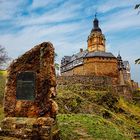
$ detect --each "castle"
[60,16,138,88]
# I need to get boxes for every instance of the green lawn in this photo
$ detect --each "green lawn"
[57,114,130,140]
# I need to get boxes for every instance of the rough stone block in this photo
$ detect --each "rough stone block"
[0,42,60,139]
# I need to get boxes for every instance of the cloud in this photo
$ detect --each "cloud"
[97,0,138,13]
[101,8,140,34]
[0,0,139,84]
[16,8,77,27]
[0,0,29,20]
[0,19,89,59]
[30,0,52,9]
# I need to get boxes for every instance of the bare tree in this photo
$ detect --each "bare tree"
[0,45,9,68]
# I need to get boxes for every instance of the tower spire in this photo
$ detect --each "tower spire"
[87,14,106,52]
[92,13,101,32]
[94,13,99,29]
[95,12,97,18]
[117,51,121,59]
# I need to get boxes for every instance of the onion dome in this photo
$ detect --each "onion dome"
[91,15,102,33]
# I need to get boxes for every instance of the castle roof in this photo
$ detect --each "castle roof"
[123,61,129,67]
[61,51,116,66]
[75,50,88,59]
[123,61,130,70]
[69,50,88,62]
[85,51,116,58]
[117,53,122,61]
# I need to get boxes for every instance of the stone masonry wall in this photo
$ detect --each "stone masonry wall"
[57,75,113,91]
[84,57,118,76]
[84,57,119,84]
[61,57,119,85]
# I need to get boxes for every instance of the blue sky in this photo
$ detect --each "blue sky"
[0,0,140,84]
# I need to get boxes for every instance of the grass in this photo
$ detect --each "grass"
[118,97,140,117]
[0,74,140,139]
[0,75,6,106]
[0,71,5,124]
[0,70,7,76]
[56,85,140,140]
[57,114,130,140]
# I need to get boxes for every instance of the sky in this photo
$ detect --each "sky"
[0,0,140,84]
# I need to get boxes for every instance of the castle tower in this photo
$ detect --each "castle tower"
[87,15,106,52]
[117,53,126,85]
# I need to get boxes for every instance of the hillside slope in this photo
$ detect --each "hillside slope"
[0,74,140,139]
[56,84,140,140]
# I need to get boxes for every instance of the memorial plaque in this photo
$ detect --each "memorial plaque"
[16,71,35,100]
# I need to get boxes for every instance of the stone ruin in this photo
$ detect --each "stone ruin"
[0,42,59,140]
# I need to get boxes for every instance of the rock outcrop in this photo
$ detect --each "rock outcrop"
[4,42,57,118]
[0,42,59,140]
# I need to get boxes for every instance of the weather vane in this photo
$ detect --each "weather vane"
[118,51,120,55]
[95,11,97,18]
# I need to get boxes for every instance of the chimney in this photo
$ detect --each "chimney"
[80,48,83,53]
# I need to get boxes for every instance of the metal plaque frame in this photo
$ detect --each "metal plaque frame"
[16,71,36,100]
